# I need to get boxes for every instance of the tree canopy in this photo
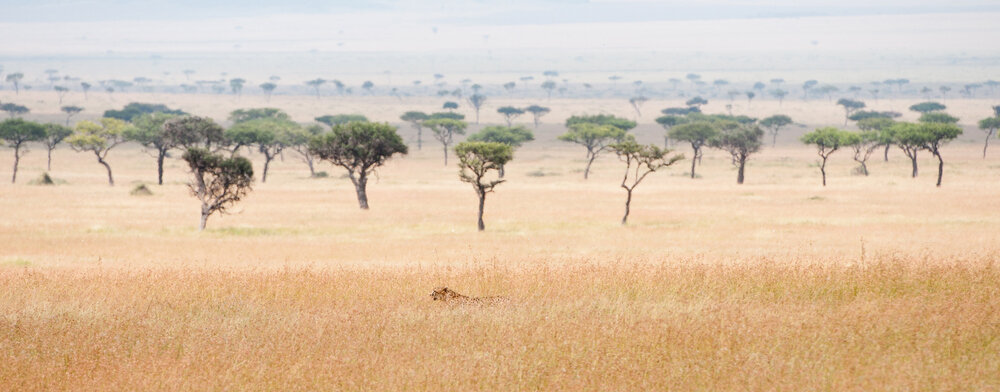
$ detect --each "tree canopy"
[309,122,408,209]
[316,114,369,127]
[104,103,185,122]
[455,141,513,231]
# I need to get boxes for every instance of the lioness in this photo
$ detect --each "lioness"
[429,287,508,304]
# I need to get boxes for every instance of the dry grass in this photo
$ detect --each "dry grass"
[1,94,1000,390]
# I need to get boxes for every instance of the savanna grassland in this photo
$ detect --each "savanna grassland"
[1,92,1000,390]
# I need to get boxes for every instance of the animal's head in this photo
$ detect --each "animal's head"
[430,287,456,301]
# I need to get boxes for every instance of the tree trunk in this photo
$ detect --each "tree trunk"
[935,151,944,187]
[884,144,890,162]
[477,192,486,231]
[156,149,166,185]
[498,164,505,179]
[689,148,697,179]
[11,147,20,183]
[584,152,597,180]
[306,157,316,176]
[859,160,869,176]
[354,174,369,209]
[772,131,778,147]
[909,151,918,178]
[47,147,54,171]
[737,159,746,184]
[199,204,210,231]
[442,144,449,166]
[98,156,114,186]
[262,152,273,183]
[663,135,669,149]
[820,156,827,186]
[417,128,422,151]
[984,130,993,159]
[621,187,633,225]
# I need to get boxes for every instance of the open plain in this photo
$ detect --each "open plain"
[1,91,999,390]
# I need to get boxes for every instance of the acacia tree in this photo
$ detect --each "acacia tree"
[455,141,512,231]
[125,112,182,185]
[909,102,946,113]
[837,98,866,126]
[162,116,226,151]
[496,106,524,127]
[558,123,627,180]
[857,117,897,162]
[400,111,429,150]
[225,118,298,182]
[67,118,131,185]
[81,82,91,99]
[259,82,277,102]
[0,119,46,183]
[183,148,254,231]
[655,114,687,148]
[709,123,764,184]
[42,123,73,171]
[1,103,29,118]
[467,94,487,124]
[309,122,407,209]
[60,106,83,127]
[760,114,793,147]
[315,114,368,128]
[919,112,959,125]
[524,105,550,128]
[978,117,1000,158]
[285,124,325,176]
[541,81,557,99]
[54,86,69,104]
[845,130,881,176]
[610,139,683,224]
[771,89,788,105]
[229,78,246,97]
[629,96,648,117]
[467,125,534,178]
[685,96,708,109]
[801,127,851,186]
[918,122,963,187]
[443,101,459,111]
[890,123,925,178]
[6,73,23,94]
[306,79,326,98]
[669,122,717,179]
[424,118,467,165]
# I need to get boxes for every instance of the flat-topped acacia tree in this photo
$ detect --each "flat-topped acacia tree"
[655,114,687,148]
[309,122,407,209]
[496,106,524,127]
[183,148,254,231]
[125,112,183,185]
[455,141,512,231]
[760,115,792,147]
[424,118,467,165]
[67,118,131,186]
[801,127,852,186]
[225,118,299,182]
[979,116,1000,158]
[524,105,550,128]
[559,123,627,180]
[845,130,881,176]
[42,123,73,171]
[162,116,226,151]
[0,119,47,183]
[917,122,963,187]
[709,122,764,185]
[315,114,368,128]
[610,139,683,224]
[400,111,429,150]
[669,122,717,179]
[467,125,534,178]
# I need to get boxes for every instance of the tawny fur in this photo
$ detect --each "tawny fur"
[430,287,508,304]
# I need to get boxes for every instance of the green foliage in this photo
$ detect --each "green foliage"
[183,147,254,230]
[559,123,628,149]
[655,115,688,129]
[565,114,636,131]
[980,117,1000,132]
[801,127,852,151]
[230,108,290,124]
[857,117,895,131]
[443,101,459,110]
[400,111,429,123]
[468,126,534,148]
[709,123,764,184]
[162,116,226,150]
[67,118,130,153]
[669,122,718,144]
[661,107,701,115]
[130,184,153,196]
[496,106,524,125]
[456,141,513,191]
[909,102,947,113]
[125,112,183,149]
[424,118,468,160]
[308,122,408,172]
[315,114,368,127]
[103,103,185,122]
[918,112,959,124]
[0,118,47,147]
[429,112,464,121]
[685,97,708,107]
[0,103,30,117]
[848,111,900,122]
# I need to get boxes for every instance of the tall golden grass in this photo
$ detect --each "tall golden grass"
[1,94,999,390]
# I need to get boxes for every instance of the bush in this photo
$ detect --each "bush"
[29,172,55,185]
[130,184,153,196]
